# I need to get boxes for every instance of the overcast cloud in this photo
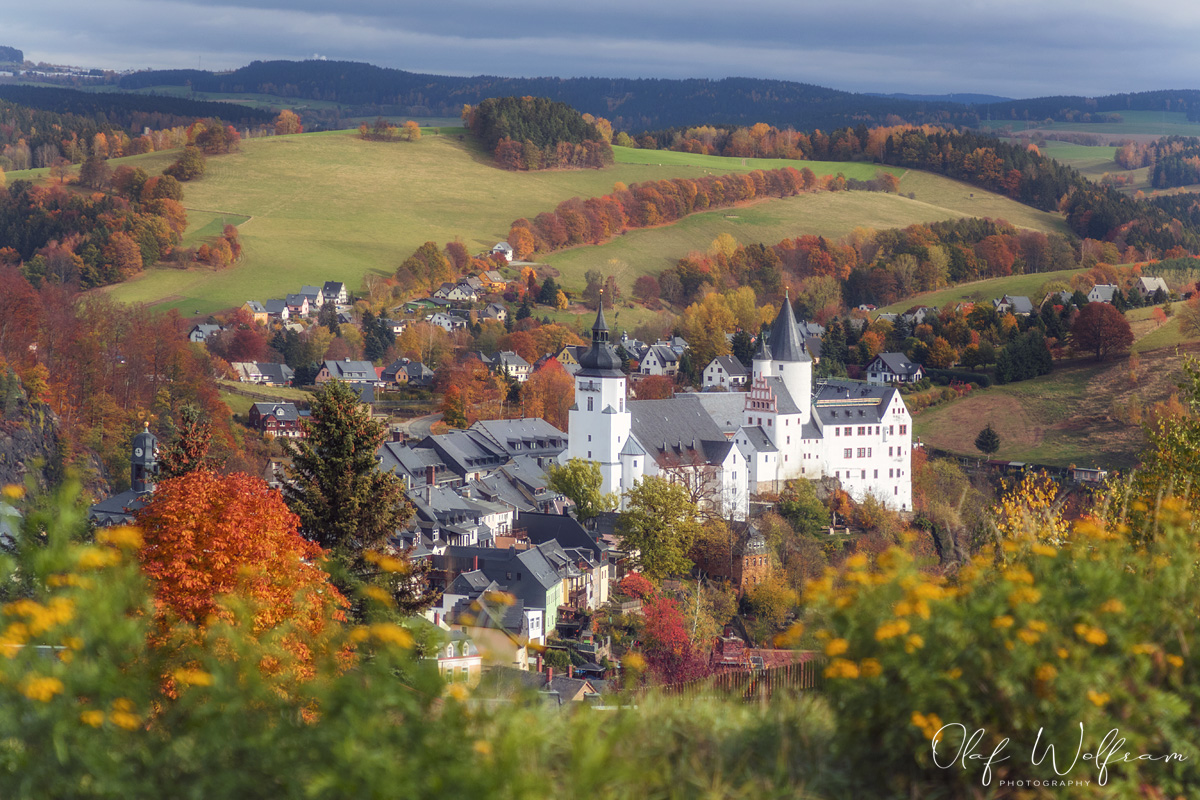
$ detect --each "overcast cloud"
[9,1,1200,98]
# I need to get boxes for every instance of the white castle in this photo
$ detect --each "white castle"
[566,299,914,520]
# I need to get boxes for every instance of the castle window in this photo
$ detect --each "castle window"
[844,448,852,459]
[889,447,894,456]
[587,397,594,412]
[835,428,839,436]
[857,448,866,458]
[900,425,907,435]
[786,436,790,445]
[874,469,878,478]
[767,419,772,427]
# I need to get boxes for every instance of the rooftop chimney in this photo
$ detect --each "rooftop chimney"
[426,465,436,486]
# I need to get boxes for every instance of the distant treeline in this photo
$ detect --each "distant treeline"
[0,46,21,63]
[114,59,982,132]
[111,61,1200,133]
[0,85,272,130]
[465,97,613,170]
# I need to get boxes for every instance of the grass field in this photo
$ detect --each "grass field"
[915,304,1200,468]
[91,130,1068,314]
[611,148,901,178]
[876,268,1082,314]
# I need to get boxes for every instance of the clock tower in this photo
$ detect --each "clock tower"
[131,422,159,493]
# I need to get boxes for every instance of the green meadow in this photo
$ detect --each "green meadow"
[979,110,1200,138]
[876,268,1083,314]
[79,130,1069,314]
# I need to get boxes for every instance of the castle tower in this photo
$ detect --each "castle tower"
[764,295,812,424]
[131,422,159,493]
[567,303,631,498]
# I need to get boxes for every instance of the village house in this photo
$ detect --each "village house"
[263,299,290,321]
[481,270,508,291]
[231,362,294,386]
[315,359,378,385]
[638,342,679,377]
[241,301,268,325]
[187,324,224,343]
[491,242,514,262]
[322,281,349,307]
[247,402,306,438]
[993,295,1035,316]
[865,352,925,385]
[1088,284,1119,304]
[285,293,310,318]
[490,350,532,382]
[298,285,324,310]
[1135,276,1170,301]
[429,311,468,332]
[703,355,749,389]
[481,303,508,323]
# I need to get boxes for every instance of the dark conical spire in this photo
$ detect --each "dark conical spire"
[767,296,810,363]
[578,293,623,376]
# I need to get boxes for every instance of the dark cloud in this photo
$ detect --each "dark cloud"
[9,1,1200,98]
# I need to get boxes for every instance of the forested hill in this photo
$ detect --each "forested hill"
[974,90,1200,123]
[0,85,274,129]
[116,60,981,132]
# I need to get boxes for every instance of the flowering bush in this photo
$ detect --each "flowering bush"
[804,501,1200,796]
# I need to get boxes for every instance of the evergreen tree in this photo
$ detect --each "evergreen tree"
[283,380,410,553]
[822,319,849,369]
[731,328,755,368]
[1071,289,1089,309]
[283,380,434,617]
[538,277,559,305]
[974,423,1001,457]
[318,302,339,335]
[516,297,532,321]
[158,405,214,479]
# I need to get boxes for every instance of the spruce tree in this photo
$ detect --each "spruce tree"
[283,380,410,553]
[284,380,435,617]
[975,423,1001,457]
[158,405,214,479]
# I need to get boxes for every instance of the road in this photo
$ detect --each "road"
[393,411,441,439]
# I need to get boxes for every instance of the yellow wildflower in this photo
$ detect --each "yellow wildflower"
[361,585,394,606]
[824,638,849,657]
[905,634,924,654]
[1027,620,1048,633]
[1003,566,1034,585]
[823,658,860,679]
[368,623,414,649]
[472,740,493,757]
[446,683,469,702]
[80,710,105,727]
[1167,655,1184,669]
[774,622,805,648]
[1086,690,1111,707]
[860,658,883,678]
[173,669,214,687]
[992,615,1015,629]
[1058,648,1069,660]
[844,553,869,570]
[19,675,63,702]
[875,619,910,641]
[893,600,914,617]
[108,711,141,730]
[1130,643,1157,656]
[1074,623,1107,646]
[362,550,408,574]
[96,526,143,550]
[1008,586,1042,606]
[1098,599,1125,614]
[946,667,962,680]
[1035,663,1057,682]
[1,485,25,500]
[76,547,119,571]
[912,712,945,742]
[1030,543,1057,557]
[1017,628,1040,645]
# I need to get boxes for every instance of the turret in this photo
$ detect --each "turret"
[568,300,632,497]
[131,422,159,493]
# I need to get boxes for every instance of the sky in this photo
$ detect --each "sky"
[8,1,1200,98]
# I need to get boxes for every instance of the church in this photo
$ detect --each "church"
[565,298,914,518]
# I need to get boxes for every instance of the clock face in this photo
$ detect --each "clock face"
[134,447,144,457]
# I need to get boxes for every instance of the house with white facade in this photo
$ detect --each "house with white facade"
[1088,284,1119,304]
[638,343,679,377]
[866,353,924,385]
[703,355,749,389]
[492,242,514,262]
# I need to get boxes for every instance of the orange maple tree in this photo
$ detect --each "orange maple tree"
[135,470,348,690]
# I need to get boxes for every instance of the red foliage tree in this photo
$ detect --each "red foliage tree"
[135,470,348,690]
[1071,302,1134,361]
[640,594,710,684]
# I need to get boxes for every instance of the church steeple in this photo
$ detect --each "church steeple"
[578,297,623,376]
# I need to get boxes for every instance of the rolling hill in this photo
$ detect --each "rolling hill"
[95,130,1071,315]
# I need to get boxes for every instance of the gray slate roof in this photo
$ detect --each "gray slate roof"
[812,380,898,426]
[766,299,810,363]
